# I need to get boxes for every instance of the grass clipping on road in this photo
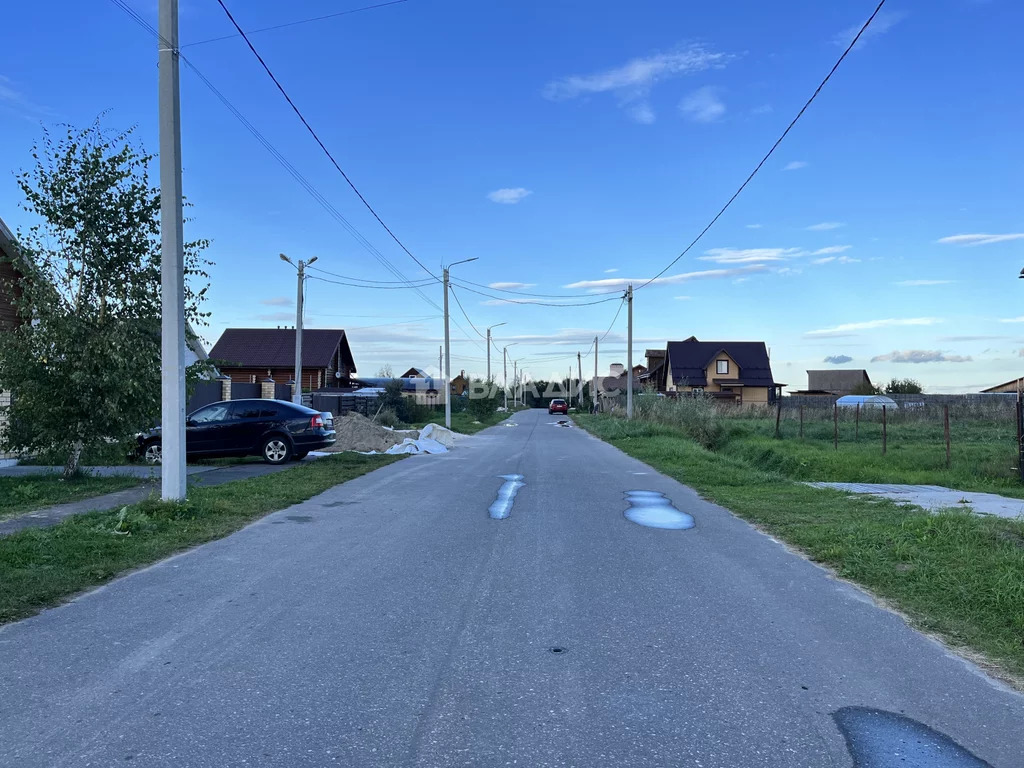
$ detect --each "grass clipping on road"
[575,413,1024,682]
[0,453,402,626]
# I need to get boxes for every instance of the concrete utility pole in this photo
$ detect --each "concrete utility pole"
[280,254,317,404]
[159,0,186,501]
[443,258,477,428]
[513,360,517,407]
[594,335,599,413]
[486,322,506,383]
[578,351,583,409]
[626,284,634,419]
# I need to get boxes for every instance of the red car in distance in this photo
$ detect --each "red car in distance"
[548,398,568,415]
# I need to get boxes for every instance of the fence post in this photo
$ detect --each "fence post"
[944,404,951,470]
[218,374,232,402]
[799,405,804,439]
[855,403,860,441]
[882,405,887,456]
[261,377,276,400]
[833,403,838,451]
[775,401,782,439]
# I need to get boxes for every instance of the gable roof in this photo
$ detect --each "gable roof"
[401,367,429,378]
[666,338,777,388]
[806,369,871,394]
[209,328,355,371]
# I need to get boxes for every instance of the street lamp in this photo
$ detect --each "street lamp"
[443,257,478,428]
[486,322,507,383]
[280,253,317,403]
[503,343,518,410]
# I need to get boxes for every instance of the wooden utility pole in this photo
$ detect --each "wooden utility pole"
[775,401,782,438]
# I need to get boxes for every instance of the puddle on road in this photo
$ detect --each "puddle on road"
[548,420,572,428]
[623,491,694,530]
[489,474,525,520]
[834,707,991,767]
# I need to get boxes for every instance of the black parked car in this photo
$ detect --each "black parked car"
[137,399,336,465]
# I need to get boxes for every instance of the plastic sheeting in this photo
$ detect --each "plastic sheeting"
[359,423,455,455]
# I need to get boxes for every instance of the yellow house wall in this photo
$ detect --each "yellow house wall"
[666,349,772,403]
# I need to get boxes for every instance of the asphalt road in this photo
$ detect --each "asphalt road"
[1,408,1022,767]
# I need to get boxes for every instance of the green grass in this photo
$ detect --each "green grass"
[408,409,512,435]
[0,474,144,521]
[0,453,402,625]
[576,414,1024,681]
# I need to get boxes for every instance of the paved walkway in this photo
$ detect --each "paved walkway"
[808,482,1024,519]
[0,455,330,537]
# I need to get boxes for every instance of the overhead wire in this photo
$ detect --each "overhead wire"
[451,282,624,308]
[211,0,437,280]
[182,0,409,48]
[634,0,887,291]
[450,276,624,299]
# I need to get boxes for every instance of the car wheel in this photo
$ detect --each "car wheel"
[142,440,162,465]
[292,451,309,461]
[262,436,292,464]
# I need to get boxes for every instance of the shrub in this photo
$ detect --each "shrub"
[633,395,725,451]
[375,407,400,428]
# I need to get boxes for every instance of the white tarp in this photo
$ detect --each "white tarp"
[360,423,455,455]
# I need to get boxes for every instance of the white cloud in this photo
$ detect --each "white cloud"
[834,11,907,48]
[823,355,854,365]
[487,188,532,204]
[999,316,1024,324]
[0,74,52,119]
[260,296,293,306]
[805,317,942,338]
[699,247,801,264]
[542,46,733,122]
[871,349,972,364]
[603,268,619,273]
[895,279,955,286]
[679,86,725,123]
[488,282,536,290]
[744,223,762,229]
[811,245,852,255]
[937,233,1024,246]
[674,295,692,300]
[783,161,807,171]
[565,264,767,292]
[806,222,845,231]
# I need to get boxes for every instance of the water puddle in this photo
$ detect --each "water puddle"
[285,515,314,524]
[548,420,572,428]
[489,474,525,520]
[623,491,694,530]
[834,707,991,767]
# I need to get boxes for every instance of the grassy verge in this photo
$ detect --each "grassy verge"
[409,410,512,435]
[0,474,144,522]
[0,453,402,625]
[576,414,1024,681]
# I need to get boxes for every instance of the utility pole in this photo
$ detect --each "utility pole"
[594,335,599,414]
[513,360,517,408]
[578,351,583,410]
[626,284,634,419]
[442,258,478,428]
[503,347,508,409]
[280,254,317,404]
[486,322,506,384]
[159,0,186,501]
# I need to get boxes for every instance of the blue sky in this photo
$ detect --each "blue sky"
[2,0,1023,392]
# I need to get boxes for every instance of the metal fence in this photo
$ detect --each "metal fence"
[186,380,223,414]
[230,382,261,400]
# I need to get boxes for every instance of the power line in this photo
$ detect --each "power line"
[601,296,626,341]
[448,285,486,339]
[212,0,437,280]
[307,264,432,285]
[451,281,624,308]
[635,0,887,291]
[182,0,409,48]
[452,276,624,299]
[307,275,437,290]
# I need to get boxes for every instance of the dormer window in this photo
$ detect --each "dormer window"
[716,360,729,375]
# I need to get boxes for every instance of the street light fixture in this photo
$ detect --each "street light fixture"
[486,322,507,382]
[443,257,479,428]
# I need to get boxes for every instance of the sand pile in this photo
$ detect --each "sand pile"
[325,412,418,453]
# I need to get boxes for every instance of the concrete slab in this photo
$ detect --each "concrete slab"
[808,482,1024,520]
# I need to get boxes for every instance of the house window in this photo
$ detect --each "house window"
[716,360,729,375]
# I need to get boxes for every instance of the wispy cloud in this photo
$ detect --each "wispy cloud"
[834,10,907,48]
[679,86,725,123]
[805,317,941,338]
[806,221,845,231]
[937,233,1024,246]
[488,188,532,204]
[938,335,1005,342]
[751,104,773,115]
[999,316,1024,324]
[543,46,733,123]
[674,295,692,300]
[603,268,619,273]
[565,264,766,292]
[699,247,801,264]
[812,255,859,265]
[488,281,536,290]
[0,74,53,120]
[783,161,807,171]
[261,296,293,306]
[871,349,972,364]
[823,355,854,364]
[257,311,297,322]
[744,223,762,229]
[895,279,955,286]
[811,245,852,255]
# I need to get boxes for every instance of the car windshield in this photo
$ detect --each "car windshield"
[189,403,233,424]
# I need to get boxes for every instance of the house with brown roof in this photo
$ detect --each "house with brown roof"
[791,369,873,397]
[981,377,1024,394]
[209,328,356,391]
[649,336,783,405]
